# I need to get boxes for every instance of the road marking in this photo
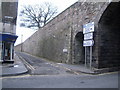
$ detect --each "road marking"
[95,71,118,76]
[17,53,119,76]
[0,74,31,79]
[49,63,80,75]
[17,53,81,75]
[17,55,35,71]
[49,63,119,76]
[23,59,35,70]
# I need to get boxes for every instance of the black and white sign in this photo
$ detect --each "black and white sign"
[83,22,94,34]
[83,22,94,46]
[83,40,94,47]
[83,22,94,68]
[84,33,93,40]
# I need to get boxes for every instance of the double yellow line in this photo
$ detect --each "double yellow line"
[0,74,31,79]
[17,55,35,71]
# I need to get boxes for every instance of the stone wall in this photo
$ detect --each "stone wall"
[15,2,120,69]
[15,2,108,65]
[98,2,120,68]
[15,43,22,52]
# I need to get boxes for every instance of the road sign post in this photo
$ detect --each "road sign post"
[85,47,87,67]
[83,22,94,69]
[83,40,94,47]
[84,33,93,40]
[90,46,92,69]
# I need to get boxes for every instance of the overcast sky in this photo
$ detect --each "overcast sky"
[15,0,78,45]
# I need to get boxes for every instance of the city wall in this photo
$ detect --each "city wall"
[15,2,120,69]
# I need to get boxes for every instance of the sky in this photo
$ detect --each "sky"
[15,0,78,45]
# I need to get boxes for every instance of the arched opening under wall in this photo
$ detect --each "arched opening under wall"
[74,32,84,64]
[98,2,120,68]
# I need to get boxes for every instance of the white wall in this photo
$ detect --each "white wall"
[0,22,16,34]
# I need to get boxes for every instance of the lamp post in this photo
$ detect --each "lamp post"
[21,34,23,52]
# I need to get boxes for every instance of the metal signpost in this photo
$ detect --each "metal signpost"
[84,33,93,40]
[83,22,94,69]
[83,40,94,47]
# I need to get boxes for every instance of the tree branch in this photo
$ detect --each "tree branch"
[20,2,58,29]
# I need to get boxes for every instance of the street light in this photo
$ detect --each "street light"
[21,34,23,52]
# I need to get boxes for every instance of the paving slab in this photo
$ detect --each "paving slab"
[0,54,28,77]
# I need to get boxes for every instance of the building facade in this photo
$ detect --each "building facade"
[15,1,120,70]
[0,0,18,63]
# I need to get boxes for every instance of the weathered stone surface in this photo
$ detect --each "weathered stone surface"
[15,2,120,69]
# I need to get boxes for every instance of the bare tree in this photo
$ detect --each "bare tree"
[20,2,58,29]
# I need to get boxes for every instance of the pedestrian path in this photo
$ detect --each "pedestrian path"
[0,54,28,77]
[51,63,95,75]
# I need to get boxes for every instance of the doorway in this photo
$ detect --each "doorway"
[4,43,11,60]
[1,42,14,62]
[74,32,84,64]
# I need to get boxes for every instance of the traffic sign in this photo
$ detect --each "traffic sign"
[83,22,94,69]
[83,40,94,47]
[84,33,93,40]
[83,22,94,34]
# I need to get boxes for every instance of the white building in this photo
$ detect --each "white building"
[0,0,18,63]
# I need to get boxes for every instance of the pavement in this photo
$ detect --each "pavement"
[0,53,28,77]
[16,52,96,75]
[0,52,119,76]
[52,63,95,74]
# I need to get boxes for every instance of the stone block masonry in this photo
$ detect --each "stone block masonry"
[15,1,120,69]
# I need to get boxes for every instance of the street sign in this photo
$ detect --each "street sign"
[84,33,93,40]
[83,22,94,34]
[63,49,68,53]
[83,22,94,69]
[83,40,94,47]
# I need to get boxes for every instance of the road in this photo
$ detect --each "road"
[15,52,74,75]
[2,72,119,88]
[1,52,119,88]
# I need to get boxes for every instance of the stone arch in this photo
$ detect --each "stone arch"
[97,2,120,68]
[74,32,84,64]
